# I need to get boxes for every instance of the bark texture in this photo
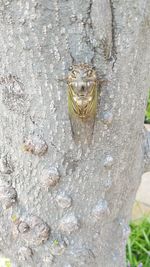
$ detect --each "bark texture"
[0,0,150,266]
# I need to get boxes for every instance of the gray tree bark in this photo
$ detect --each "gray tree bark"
[0,0,150,267]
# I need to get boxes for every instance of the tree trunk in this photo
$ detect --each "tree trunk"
[0,0,150,266]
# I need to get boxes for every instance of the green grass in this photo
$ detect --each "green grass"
[5,261,11,267]
[126,216,150,267]
[145,90,150,123]
[0,258,11,267]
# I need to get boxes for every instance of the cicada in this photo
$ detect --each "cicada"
[67,64,98,144]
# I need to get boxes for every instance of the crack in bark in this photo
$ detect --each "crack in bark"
[109,0,117,69]
[87,0,93,29]
[82,0,97,63]
[83,0,118,66]
[69,50,76,64]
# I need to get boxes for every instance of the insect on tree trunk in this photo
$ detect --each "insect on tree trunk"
[0,0,150,267]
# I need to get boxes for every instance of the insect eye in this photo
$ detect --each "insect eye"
[69,66,73,71]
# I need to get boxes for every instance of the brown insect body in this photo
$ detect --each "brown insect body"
[67,64,98,144]
[68,83,97,120]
